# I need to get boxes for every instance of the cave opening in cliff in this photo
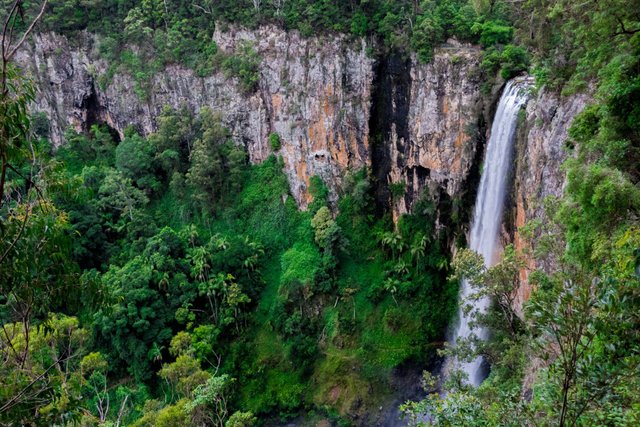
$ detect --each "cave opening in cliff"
[82,84,121,144]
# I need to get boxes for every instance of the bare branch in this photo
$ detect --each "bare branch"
[0,352,78,414]
[6,0,49,61]
[1,1,20,60]
[613,15,640,36]
[192,3,212,15]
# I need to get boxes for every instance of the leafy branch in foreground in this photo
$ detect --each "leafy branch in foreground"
[0,1,105,423]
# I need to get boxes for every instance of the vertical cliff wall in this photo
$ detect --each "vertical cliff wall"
[19,28,586,281]
[370,43,485,221]
[17,27,373,208]
[16,26,601,412]
[18,31,487,216]
[511,88,591,314]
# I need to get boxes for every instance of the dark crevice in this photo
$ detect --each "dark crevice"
[82,82,121,143]
[369,53,412,215]
[82,83,101,133]
[403,165,431,210]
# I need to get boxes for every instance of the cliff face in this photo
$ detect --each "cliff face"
[396,46,484,219]
[370,43,484,220]
[17,28,373,208]
[19,28,587,305]
[511,88,591,314]
[18,30,485,215]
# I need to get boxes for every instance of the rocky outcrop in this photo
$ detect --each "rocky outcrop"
[17,27,373,208]
[511,88,591,314]
[371,42,485,220]
[18,30,486,214]
[509,87,589,392]
[18,26,490,218]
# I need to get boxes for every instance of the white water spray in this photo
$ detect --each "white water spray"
[447,79,531,387]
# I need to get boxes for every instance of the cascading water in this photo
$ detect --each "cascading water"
[447,79,531,387]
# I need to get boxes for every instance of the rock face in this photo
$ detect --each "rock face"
[17,30,486,214]
[511,88,591,314]
[370,43,484,220]
[18,24,596,415]
[17,27,373,208]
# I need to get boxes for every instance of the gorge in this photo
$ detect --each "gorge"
[16,27,583,314]
[16,29,582,423]
[2,1,638,426]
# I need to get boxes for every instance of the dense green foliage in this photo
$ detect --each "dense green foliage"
[34,0,528,87]
[511,0,640,93]
[2,0,639,425]
[2,100,456,424]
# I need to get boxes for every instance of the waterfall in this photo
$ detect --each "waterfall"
[448,79,531,387]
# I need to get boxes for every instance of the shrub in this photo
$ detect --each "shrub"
[389,181,406,201]
[350,11,369,37]
[473,20,513,47]
[480,44,530,80]
[268,132,281,151]
[221,42,261,94]
[500,44,530,79]
[309,176,329,213]
[411,13,444,63]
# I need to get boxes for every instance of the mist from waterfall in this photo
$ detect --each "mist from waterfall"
[447,79,531,387]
